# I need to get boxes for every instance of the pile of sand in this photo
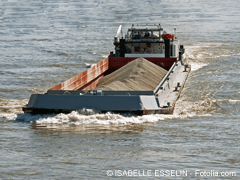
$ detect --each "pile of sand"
[95,58,167,91]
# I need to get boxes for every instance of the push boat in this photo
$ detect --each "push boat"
[23,24,191,115]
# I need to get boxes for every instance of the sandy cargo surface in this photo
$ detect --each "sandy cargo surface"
[96,58,167,91]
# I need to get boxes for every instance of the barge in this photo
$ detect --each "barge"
[23,24,190,115]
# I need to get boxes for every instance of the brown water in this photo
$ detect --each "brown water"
[0,0,240,179]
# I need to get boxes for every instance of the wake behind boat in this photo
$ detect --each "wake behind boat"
[23,23,190,115]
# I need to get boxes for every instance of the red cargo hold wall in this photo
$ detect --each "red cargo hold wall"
[48,56,176,91]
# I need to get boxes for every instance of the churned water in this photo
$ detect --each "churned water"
[0,0,240,179]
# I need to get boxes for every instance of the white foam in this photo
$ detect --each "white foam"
[8,91,222,126]
[13,98,218,125]
[183,46,202,61]
[173,97,220,118]
[11,94,221,125]
[214,54,231,58]
[183,45,209,72]
[227,99,240,103]
[0,98,28,121]
[101,54,108,58]
[33,110,169,125]
[184,42,235,65]
[13,108,179,125]
[190,62,208,71]
[0,113,18,121]
[84,63,96,68]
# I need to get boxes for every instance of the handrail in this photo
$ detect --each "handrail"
[153,62,177,94]
[131,23,162,29]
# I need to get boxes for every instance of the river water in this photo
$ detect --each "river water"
[0,0,239,179]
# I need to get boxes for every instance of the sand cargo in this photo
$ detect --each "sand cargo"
[23,24,190,115]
